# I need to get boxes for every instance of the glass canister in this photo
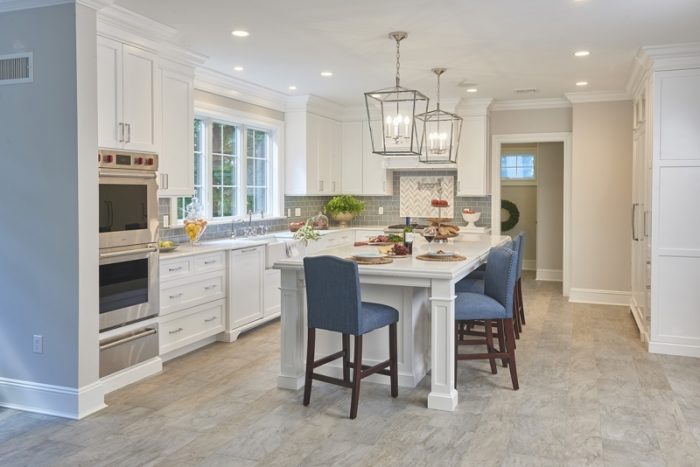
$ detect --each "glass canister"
[309,211,329,230]
[183,198,208,245]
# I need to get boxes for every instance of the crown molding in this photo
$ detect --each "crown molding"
[0,0,112,13]
[456,97,494,116]
[159,43,207,69]
[565,91,631,104]
[491,97,571,111]
[642,42,700,70]
[285,95,343,120]
[77,0,113,9]
[195,67,288,112]
[97,4,177,44]
[626,48,652,98]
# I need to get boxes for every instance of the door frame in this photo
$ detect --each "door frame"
[491,132,572,296]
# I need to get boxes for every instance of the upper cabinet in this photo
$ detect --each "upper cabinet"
[97,36,158,152]
[285,96,342,195]
[456,99,493,197]
[340,121,393,196]
[158,63,194,197]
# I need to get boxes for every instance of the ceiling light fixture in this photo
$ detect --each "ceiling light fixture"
[576,81,589,86]
[364,31,429,156]
[231,30,249,37]
[320,71,333,77]
[234,66,244,71]
[288,85,297,90]
[416,68,462,164]
[466,88,478,93]
[574,50,590,57]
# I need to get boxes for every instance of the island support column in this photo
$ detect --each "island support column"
[277,269,307,390]
[427,278,458,411]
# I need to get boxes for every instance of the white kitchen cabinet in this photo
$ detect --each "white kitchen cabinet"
[97,36,158,152]
[158,65,194,196]
[456,115,490,196]
[339,121,392,195]
[228,246,264,329]
[264,269,281,317]
[362,123,393,195]
[160,300,225,355]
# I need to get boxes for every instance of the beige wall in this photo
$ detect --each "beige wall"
[491,107,572,135]
[194,89,285,121]
[537,142,564,272]
[571,101,633,292]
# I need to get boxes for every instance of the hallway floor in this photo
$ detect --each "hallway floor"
[2,274,700,466]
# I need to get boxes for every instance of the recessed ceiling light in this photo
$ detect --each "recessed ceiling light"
[576,81,589,86]
[234,66,244,71]
[574,50,590,57]
[466,88,478,93]
[231,30,249,37]
[320,71,333,77]
[370,93,381,98]
[288,85,297,90]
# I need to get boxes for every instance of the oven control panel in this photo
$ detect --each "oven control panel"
[98,150,158,171]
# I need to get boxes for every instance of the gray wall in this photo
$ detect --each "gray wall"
[537,142,564,272]
[0,4,98,390]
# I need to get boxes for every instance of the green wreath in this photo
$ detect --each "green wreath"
[501,199,520,232]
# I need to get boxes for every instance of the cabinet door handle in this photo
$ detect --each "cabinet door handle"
[240,248,257,253]
[643,210,649,237]
[204,260,216,265]
[204,316,217,323]
[169,293,183,299]
[168,266,183,272]
[631,203,639,241]
[160,173,168,190]
[125,123,131,143]
[204,284,217,290]
[118,122,124,142]
[169,327,184,335]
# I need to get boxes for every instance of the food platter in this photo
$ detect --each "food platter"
[426,250,455,258]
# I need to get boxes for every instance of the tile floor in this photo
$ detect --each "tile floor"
[2,275,700,466]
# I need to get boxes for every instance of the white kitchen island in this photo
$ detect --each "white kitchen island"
[274,233,510,412]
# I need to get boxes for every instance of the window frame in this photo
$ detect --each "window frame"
[500,146,537,186]
[175,102,283,224]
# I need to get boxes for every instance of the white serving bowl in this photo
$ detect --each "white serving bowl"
[462,211,481,228]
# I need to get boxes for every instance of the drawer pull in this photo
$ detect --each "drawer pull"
[169,293,183,299]
[204,260,217,265]
[204,316,217,323]
[169,327,184,335]
[240,248,257,253]
[204,285,217,290]
[168,266,183,272]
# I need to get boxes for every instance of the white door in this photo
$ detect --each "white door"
[96,36,123,149]
[159,68,194,196]
[122,45,157,152]
[229,247,264,329]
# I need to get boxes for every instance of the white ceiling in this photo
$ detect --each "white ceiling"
[115,0,700,106]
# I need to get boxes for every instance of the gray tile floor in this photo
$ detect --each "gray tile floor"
[3,274,700,466]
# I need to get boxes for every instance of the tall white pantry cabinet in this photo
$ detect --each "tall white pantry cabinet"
[630,45,700,357]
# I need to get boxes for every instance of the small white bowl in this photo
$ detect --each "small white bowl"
[462,211,481,228]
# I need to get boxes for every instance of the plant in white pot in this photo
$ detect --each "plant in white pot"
[325,195,365,228]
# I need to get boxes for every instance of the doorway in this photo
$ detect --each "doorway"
[491,133,572,296]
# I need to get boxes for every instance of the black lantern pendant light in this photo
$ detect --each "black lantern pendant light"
[364,32,429,156]
[417,68,462,164]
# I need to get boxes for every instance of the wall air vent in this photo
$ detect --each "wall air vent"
[0,52,33,85]
[513,88,539,95]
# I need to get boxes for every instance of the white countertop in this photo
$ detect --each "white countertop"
[274,234,510,281]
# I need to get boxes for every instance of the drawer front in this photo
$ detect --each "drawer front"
[194,251,226,273]
[160,272,225,315]
[160,257,193,281]
[160,301,224,353]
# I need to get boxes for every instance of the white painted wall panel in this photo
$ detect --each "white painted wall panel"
[657,167,700,252]
[654,256,700,347]
[658,69,700,160]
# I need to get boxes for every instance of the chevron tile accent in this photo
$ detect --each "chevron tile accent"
[399,176,455,218]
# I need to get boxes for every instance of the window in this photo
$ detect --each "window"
[177,117,274,221]
[501,153,536,181]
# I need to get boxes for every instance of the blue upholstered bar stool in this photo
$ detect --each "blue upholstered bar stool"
[303,256,399,419]
[454,244,520,390]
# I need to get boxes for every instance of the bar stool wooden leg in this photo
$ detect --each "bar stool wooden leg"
[518,279,526,325]
[389,323,398,398]
[350,335,363,419]
[495,320,508,367]
[485,320,497,374]
[504,318,519,390]
[342,333,350,383]
[303,328,316,406]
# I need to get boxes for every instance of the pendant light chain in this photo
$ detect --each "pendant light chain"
[436,72,441,112]
[395,37,401,88]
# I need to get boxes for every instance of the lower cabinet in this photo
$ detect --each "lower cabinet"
[159,300,225,355]
[228,246,264,330]
[264,269,281,317]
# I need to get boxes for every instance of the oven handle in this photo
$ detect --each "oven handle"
[100,328,157,351]
[99,170,157,180]
[100,246,157,259]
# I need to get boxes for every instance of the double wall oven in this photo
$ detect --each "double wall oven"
[98,150,160,377]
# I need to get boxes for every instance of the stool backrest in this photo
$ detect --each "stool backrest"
[515,232,525,279]
[483,245,518,317]
[303,256,362,334]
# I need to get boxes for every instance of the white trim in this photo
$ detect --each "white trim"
[536,269,563,282]
[97,4,176,43]
[195,67,287,112]
[491,98,571,111]
[491,132,572,297]
[568,288,631,306]
[285,94,343,120]
[522,259,536,271]
[648,341,700,358]
[0,378,106,420]
[99,357,162,396]
[161,335,218,361]
[630,301,650,343]
[455,97,494,115]
[565,91,631,104]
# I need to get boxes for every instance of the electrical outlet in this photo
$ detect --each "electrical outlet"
[294,208,301,216]
[287,208,291,217]
[378,206,384,215]
[33,335,43,354]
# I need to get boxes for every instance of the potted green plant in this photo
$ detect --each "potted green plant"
[325,195,365,227]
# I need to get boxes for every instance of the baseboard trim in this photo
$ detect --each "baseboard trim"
[162,336,218,362]
[568,288,631,306]
[0,377,106,420]
[100,357,163,395]
[536,269,562,282]
[630,300,650,343]
[649,341,700,358]
[522,259,536,271]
